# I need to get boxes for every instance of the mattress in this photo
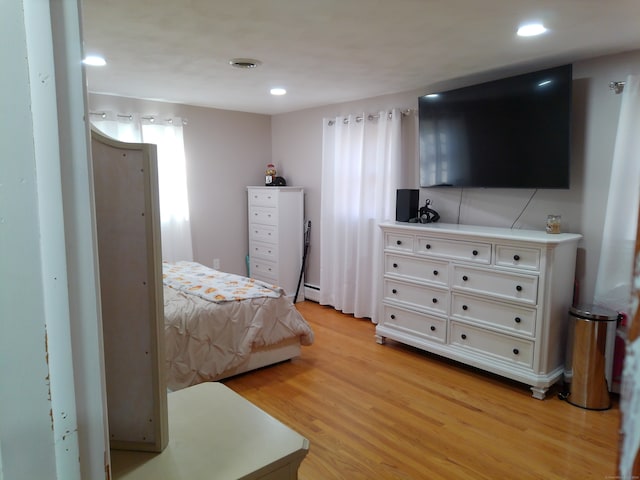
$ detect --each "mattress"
[163,262,314,391]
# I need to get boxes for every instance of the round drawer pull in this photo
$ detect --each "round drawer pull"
[472,250,478,256]
[393,263,398,268]
[433,270,438,276]
[432,298,438,304]
[461,334,467,340]
[514,317,522,323]
[390,314,396,320]
[462,275,469,282]
[516,285,523,292]
[426,244,431,249]
[396,240,402,245]
[462,305,468,311]
[430,326,436,331]
[513,254,520,261]
[392,289,398,294]
[513,348,520,355]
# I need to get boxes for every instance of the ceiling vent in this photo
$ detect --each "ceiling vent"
[229,58,262,69]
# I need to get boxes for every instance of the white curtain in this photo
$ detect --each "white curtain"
[603,75,640,480]
[320,110,402,321]
[594,75,640,313]
[91,114,193,263]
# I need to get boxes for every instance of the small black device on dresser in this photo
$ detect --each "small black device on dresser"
[395,189,419,222]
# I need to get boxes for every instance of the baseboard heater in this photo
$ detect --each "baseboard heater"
[303,284,320,302]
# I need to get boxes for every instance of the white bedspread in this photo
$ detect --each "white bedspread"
[164,271,314,391]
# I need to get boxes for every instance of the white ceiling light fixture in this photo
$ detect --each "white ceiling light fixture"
[517,23,548,37]
[83,55,106,66]
[270,88,287,96]
[229,58,262,69]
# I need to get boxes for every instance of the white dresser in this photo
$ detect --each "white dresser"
[376,222,582,399]
[247,187,304,302]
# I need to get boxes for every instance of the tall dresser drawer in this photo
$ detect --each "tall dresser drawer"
[248,189,278,207]
[249,224,278,244]
[495,245,541,271]
[250,241,278,262]
[450,321,534,368]
[250,259,278,283]
[416,237,491,264]
[385,253,448,286]
[452,265,538,305]
[384,233,414,253]
[384,278,448,316]
[249,206,278,226]
[451,293,536,337]
[382,305,447,343]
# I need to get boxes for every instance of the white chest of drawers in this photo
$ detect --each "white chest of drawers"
[247,187,304,301]
[375,222,582,399]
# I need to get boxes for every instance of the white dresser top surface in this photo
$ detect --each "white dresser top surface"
[381,222,582,244]
[247,186,303,191]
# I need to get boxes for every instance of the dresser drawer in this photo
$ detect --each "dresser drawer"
[416,236,491,264]
[250,240,278,263]
[450,321,534,368]
[249,223,278,244]
[451,293,536,337]
[383,278,448,316]
[495,245,541,271]
[452,265,538,305]
[385,253,448,286]
[381,305,447,343]
[250,259,278,283]
[248,189,278,207]
[249,206,277,226]
[384,233,414,253]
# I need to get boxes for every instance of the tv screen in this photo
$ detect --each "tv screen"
[419,64,572,189]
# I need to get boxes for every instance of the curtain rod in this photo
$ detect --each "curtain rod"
[609,81,626,94]
[89,111,188,125]
[327,108,414,126]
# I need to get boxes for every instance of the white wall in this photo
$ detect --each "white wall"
[88,94,272,276]
[273,49,640,306]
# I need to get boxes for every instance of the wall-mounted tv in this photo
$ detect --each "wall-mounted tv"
[419,64,572,189]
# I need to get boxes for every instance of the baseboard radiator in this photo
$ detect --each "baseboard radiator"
[303,284,320,302]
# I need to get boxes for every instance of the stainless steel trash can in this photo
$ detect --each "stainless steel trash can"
[566,304,619,410]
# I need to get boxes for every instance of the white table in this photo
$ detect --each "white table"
[110,382,309,479]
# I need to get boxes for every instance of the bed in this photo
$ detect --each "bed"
[163,261,314,391]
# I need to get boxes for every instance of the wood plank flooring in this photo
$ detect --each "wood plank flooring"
[223,301,620,480]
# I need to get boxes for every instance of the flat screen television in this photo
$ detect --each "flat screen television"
[419,64,572,188]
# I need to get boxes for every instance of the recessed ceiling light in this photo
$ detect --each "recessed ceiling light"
[517,23,547,37]
[270,88,287,96]
[229,58,262,69]
[83,55,106,66]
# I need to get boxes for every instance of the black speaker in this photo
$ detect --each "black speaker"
[396,189,419,222]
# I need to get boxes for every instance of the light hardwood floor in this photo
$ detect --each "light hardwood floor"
[224,301,620,480]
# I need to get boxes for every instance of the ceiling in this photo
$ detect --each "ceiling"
[81,0,640,115]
